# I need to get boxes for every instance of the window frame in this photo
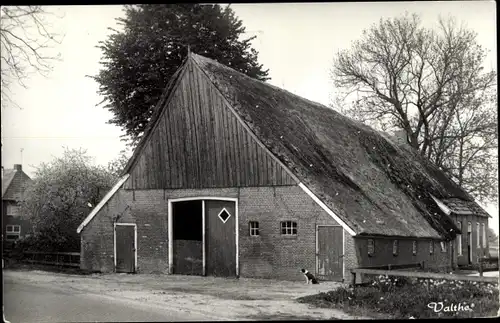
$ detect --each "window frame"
[6,204,19,216]
[476,222,480,247]
[249,221,259,237]
[482,223,486,248]
[280,221,297,236]
[392,240,398,256]
[412,240,417,255]
[429,240,434,255]
[5,225,21,241]
[457,221,463,256]
[440,241,447,253]
[367,239,375,257]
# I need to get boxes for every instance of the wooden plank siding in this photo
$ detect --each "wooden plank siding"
[123,60,296,190]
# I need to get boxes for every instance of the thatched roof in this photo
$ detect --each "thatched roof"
[120,52,489,240]
[189,53,486,240]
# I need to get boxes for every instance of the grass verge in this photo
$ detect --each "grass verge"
[297,275,499,319]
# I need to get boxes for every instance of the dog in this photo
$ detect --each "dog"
[301,268,319,284]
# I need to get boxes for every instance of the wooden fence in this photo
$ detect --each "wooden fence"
[351,268,498,286]
[479,257,499,276]
[22,251,80,268]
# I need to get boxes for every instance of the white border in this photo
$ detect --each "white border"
[316,225,345,282]
[430,194,452,215]
[299,183,356,236]
[217,208,232,224]
[167,197,239,277]
[77,174,130,234]
[113,223,137,272]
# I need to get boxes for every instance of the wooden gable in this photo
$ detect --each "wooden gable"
[123,58,296,190]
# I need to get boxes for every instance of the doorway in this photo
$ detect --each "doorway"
[172,200,203,275]
[168,197,238,277]
[114,223,137,273]
[316,225,343,281]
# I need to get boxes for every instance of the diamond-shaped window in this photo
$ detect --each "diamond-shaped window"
[218,208,231,223]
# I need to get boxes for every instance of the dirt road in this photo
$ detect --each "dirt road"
[3,269,370,321]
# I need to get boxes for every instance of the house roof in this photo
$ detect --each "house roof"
[442,198,491,218]
[2,169,16,197]
[2,167,32,201]
[110,52,487,240]
[189,53,482,240]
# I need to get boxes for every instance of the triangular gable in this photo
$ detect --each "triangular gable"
[77,174,130,234]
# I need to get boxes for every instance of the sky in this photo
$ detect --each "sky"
[1,2,498,233]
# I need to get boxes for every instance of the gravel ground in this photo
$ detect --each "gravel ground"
[3,268,371,320]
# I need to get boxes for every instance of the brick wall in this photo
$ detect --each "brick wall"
[237,186,342,281]
[80,185,351,281]
[352,237,453,272]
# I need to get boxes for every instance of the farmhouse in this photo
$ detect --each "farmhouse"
[77,53,491,281]
[2,164,33,246]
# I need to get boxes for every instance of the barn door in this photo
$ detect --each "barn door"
[115,224,136,273]
[317,225,343,281]
[205,200,236,277]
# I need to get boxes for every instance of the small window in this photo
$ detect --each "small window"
[482,223,486,248]
[280,221,297,235]
[440,241,447,252]
[368,239,375,256]
[429,241,434,255]
[6,204,19,216]
[5,225,21,241]
[392,240,398,256]
[457,221,463,256]
[476,223,480,247]
[249,221,259,236]
[412,241,417,255]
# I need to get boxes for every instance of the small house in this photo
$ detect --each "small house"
[77,53,490,281]
[2,164,33,245]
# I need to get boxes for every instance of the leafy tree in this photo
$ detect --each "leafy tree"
[107,148,132,177]
[92,4,269,145]
[1,6,63,109]
[488,227,498,246]
[19,148,117,251]
[331,13,497,203]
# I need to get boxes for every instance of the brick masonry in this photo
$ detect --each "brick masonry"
[80,184,457,282]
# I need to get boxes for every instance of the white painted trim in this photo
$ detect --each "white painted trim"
[315,224,344,281]
[299,183,356,236]
[343,228,345,281]
[113,223,137,272]
[429,194,452,216]
[217,207,232,224]
[167,197,239,277]
[202,200,206,276]
[235,199,239,277]
[168,196,238,203]
[77,174,130,234]
[168,200,173,274]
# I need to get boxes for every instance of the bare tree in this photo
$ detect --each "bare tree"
[1,6,63,109]
[331,13,498,203]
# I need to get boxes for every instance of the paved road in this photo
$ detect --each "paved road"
[3,278,209,322]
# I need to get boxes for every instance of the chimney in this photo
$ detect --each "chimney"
[14,164,22,171]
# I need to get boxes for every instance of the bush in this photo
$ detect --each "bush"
[298,275,499,319]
